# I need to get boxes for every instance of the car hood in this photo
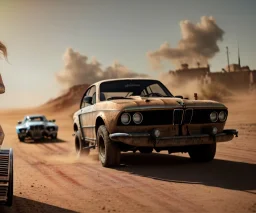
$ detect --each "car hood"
[108,96,226,110]
[18,121,57,127]
[26,121,45,126]
[46,122,58,127]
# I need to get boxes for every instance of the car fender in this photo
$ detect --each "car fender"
[95,110,121,134]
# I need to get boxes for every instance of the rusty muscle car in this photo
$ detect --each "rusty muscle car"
[73,78,238,167]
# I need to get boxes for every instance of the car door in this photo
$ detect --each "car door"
[79,85,96,142]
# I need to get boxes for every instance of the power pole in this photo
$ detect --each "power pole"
[226,46,230,72]
[238,42,241,69]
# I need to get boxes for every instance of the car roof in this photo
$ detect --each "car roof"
[26,115,45,118]
[93,78,160,86]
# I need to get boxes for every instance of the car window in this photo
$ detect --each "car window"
[23,118,27,124]
[88,86,96,105]
[145,83,167,96]
[80,87,91,108]
[80,86,96,108]
[100,80,173,100]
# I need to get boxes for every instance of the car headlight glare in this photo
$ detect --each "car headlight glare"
[121,113,131,125]
[133,112,143,124]
[219,111,227,122]
[210,111,218,122]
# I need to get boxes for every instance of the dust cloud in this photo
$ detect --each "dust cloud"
[56,48,148,88]
[147,16,224,69]
[159,72,233,102]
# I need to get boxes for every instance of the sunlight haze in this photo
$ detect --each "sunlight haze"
[0,0,255,108]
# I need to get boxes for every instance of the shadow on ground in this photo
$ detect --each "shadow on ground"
[0,196,77,213]
[115,153,256,192]
[22,138,66,144]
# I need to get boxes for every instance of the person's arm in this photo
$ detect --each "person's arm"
[0,74,5,94]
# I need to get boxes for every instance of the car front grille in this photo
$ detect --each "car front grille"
[30,125,44,130]
[118,108,228,126]
[173,109,184,125]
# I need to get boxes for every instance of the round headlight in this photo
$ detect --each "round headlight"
[219,111,227,122]
[133,112,143,124]
[121,113,131,125]
[210,111,218,122]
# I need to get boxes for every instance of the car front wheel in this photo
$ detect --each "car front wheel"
[188,143,216,162]
[97,125,120,167]
[51,133,57,140]
[18,135,25,142]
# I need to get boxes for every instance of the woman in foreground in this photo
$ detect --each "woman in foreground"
[0,41,13,207]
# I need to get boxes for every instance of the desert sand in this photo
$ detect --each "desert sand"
[0,93,255,213]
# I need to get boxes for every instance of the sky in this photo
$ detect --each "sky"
[0,0,255,108]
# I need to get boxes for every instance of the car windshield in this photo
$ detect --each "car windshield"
[29,116,46,122]
[99,79,173,101]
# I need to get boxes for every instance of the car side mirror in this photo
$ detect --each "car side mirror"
[17,121,22,125]
[175,95,184,99]
[84,96,93,105]
[50,119,56,122]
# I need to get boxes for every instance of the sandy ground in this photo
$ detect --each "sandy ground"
[0,95,255,213]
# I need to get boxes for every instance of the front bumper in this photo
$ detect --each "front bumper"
[18,130,57,139]
[109,129,238,147]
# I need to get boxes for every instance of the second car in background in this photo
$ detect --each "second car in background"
[16,115,58,142]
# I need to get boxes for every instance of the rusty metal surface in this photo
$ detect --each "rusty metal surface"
[109,132,234,147]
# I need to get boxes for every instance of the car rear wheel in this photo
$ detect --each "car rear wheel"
[18,135,25,142]
[188,143,216,162]
[75,130,89,157]
[97,125,120,167]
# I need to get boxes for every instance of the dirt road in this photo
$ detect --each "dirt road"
[0,97,255,213]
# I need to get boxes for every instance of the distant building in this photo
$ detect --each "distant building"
[169,63,210,84]
[225,64,251,72]
[169,63,256,92]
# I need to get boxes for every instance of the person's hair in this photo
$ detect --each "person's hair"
[0,41,8,60]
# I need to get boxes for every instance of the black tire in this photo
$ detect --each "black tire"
[6,149,13,206]
[139,147,153,154]
[188,143,216,162]
[51,133,57,140]
[75,130,89,157]
[18,135,25,142]
[97,125,120,167]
